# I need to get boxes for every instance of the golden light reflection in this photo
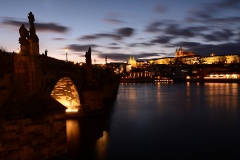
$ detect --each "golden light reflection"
[204,83,238,111]
[66,119,80,150]
[95,131,109,160]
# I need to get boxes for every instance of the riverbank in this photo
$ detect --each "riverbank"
[120,78,240,83]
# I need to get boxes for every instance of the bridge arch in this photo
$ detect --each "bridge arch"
[49,72,84,113]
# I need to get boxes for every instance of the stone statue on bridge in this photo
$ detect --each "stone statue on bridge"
[18,12,39,55]
[85,47,92,67]
[19,24,29,54]
[28,12,39,44]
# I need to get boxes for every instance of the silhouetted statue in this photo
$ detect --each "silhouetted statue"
[19,24,29,38]
[28,12,35,22]
[28,12,39,43]
[45,49,48,56]
[85,47,92,66]
[18,12,39,55]
[18,24,29,54]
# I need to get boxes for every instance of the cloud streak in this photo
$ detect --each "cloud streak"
[79,27,135,41]
[103,18,124,24]
[1,18,69,33]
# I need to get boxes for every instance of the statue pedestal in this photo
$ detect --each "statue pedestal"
[29,39,39,55]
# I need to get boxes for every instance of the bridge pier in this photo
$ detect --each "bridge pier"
[13,55,41,93]
[81,90,104,111]
[1,55,68,159]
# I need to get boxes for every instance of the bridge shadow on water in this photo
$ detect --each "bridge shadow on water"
[64,112,113,160]
[50,96,116,160]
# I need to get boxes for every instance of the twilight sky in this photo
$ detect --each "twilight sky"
[0,0,239,63]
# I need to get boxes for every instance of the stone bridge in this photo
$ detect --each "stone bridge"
[0,53,119,118]
[0,12,119,159]
[0,52,119,158]
[0,11,119,119]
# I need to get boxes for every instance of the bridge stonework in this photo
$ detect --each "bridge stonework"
[1,54,120,116]
[0,11,119,159]
[0,54,119,159]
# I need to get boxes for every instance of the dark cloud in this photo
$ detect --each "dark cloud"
[79,27,135,41]
[186,16,240,24]
[145,21,163,33]
[107,47,122,50]
[68,44,99,52]
[109,43,118,46]
[35,22,69,33]
[98,53,131,62]
[128,42,152,47]
[165,24,195,37]
[2,18,69,33]
[145,21,208,39]
[116,27,134,37]
[80,34,121,40]
[201,29,234,42]
[145,21,209,37]
[52,38,66,40]
[215,0,240,9]
[151,36,173,44]
[1,19,27,27]
[145,18,238,45]
[187,0,240,22]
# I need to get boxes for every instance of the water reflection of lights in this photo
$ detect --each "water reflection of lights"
[95,131,109,160]
[204,83,238,110]
[66,119,80,151]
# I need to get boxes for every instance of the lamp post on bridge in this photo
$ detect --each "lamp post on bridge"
[65,48,68,62]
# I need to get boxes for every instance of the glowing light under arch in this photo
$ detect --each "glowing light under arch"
[51,77,80,112]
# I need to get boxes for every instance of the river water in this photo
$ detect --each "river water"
[66,82,240,160]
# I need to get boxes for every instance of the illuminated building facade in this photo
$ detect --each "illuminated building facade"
[128,69,153,79]
[201,54,225,64]
[225,54,239,64]
[127,56,137,67]
[148,57,175,65]
[175,47,194,57]
[179,55,201,64]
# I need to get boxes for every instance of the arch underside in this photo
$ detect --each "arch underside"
[51,77,81,112]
